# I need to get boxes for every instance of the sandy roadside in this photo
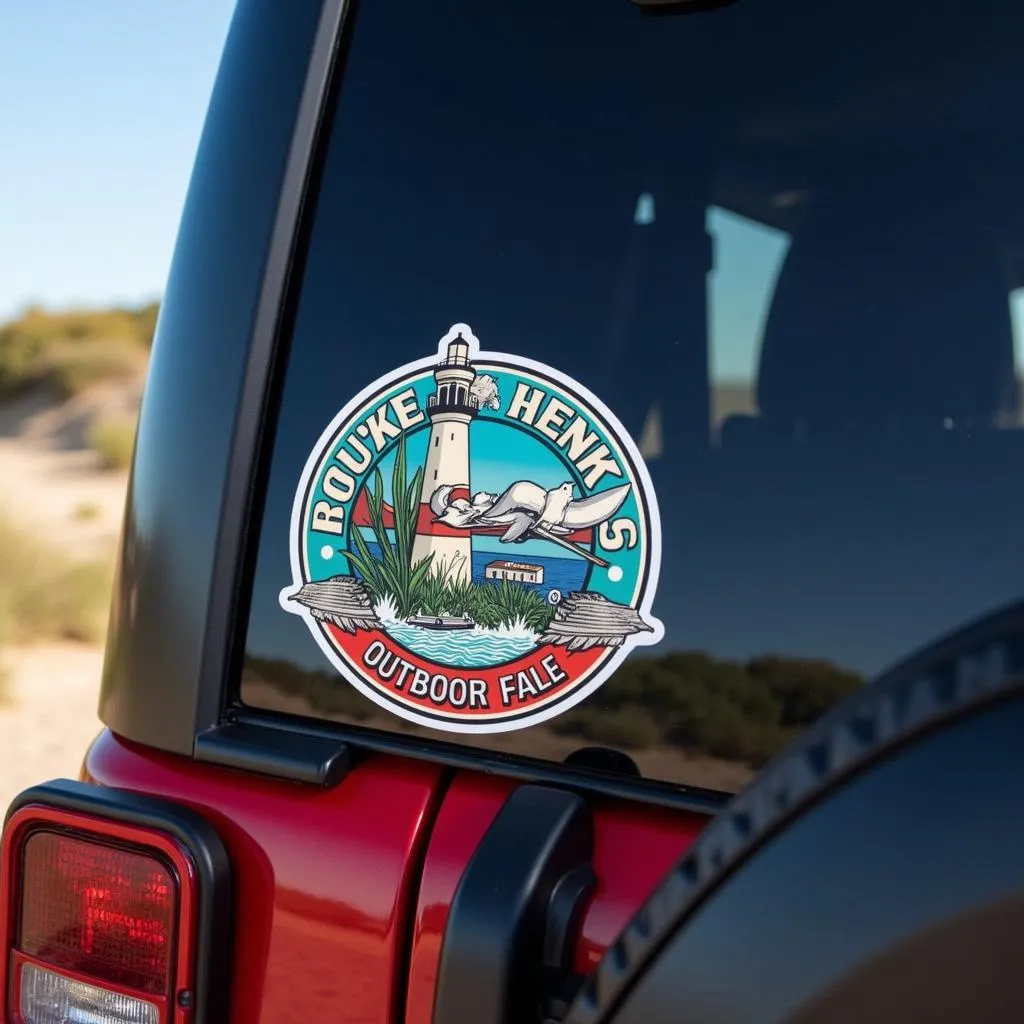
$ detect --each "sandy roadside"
[0,386,131,818]
[0,643,105,817]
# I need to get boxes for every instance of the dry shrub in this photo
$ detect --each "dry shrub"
[0,304,153,398]
[45,340,146,398]
[87,415,137,471]
[0,514,114,645]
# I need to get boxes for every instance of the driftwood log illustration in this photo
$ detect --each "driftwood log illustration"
[288,576,381,633]
[538,592,653,650]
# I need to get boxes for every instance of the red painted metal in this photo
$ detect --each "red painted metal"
[403,772,709,1024]
[75,730,710,1024]
[405,772,516,1024]
[575,801,708,973]
[83,729,446,1024]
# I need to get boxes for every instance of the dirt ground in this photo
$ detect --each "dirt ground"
[0,644,105,815]
[0,385,130,818]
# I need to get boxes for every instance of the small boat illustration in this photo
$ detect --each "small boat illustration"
[405,614,476,631]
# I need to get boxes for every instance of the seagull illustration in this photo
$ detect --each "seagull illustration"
[430,480,631,567]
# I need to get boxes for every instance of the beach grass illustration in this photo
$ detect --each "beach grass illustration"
[343,432,435,619]
[343,432,556,638]
[335,430,552,638]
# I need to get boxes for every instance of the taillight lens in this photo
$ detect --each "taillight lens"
[19,831,176,995]
[0,799,212,1024]
[19,963,159,1024]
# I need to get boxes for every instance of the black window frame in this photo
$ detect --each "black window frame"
[98,0,729,815]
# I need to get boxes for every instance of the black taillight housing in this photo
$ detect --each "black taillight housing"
[0,780,231,1024]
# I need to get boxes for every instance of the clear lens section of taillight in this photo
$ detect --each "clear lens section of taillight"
[19,963,159,1024]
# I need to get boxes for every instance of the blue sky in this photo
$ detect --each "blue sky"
[0,1,797,380]
[1,4,1020,381]
[0,0,237,320]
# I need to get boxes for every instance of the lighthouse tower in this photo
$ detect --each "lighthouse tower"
[411,332,479,582]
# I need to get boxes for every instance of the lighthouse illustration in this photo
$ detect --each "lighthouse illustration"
[410,330,479,582]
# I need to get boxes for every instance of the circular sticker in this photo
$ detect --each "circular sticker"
[280,323,663,733]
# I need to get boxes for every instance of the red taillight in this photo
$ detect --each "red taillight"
[0,795,218,1024]
[19,832,177,996]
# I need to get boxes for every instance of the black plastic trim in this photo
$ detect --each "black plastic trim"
[197,0,351,737]
[564,597,1024,1024]
[227,705,729,815]
[391,766,455,1024]
[433,784,596,1024]
[195,720,350,785]
[6,779,233,1024]
[99,0,347,755]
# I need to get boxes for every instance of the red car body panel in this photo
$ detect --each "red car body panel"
[83,730,444,1024]
[405,774,516,1024]
[405,771,707,1024]
[574,802,707,973]
[83,730,709,1023]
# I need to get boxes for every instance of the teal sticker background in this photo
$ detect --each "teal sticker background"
[302,362,648,608]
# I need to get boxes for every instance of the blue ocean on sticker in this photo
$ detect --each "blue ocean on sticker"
[349,541,588,666]
[282,321,663,733]
[378,611,538,668]
[355,542,588,601]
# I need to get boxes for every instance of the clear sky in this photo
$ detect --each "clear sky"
[0,0,779,384]
[0,3,1020,382]
[0,0,237,320]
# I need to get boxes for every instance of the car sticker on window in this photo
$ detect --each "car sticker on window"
[280,323,663,733]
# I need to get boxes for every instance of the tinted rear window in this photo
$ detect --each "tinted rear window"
[240,0,1024,794]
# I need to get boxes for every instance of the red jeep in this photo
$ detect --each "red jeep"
[3,0,1024,1021]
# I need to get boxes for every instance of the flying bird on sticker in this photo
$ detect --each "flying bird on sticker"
[429,480,632,567]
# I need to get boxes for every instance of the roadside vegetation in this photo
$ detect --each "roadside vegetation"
[0,303,155,398]
[73,501,102,522]
[245,649,863,769]
[548,651,863,765]
[87,415,138,470]
[0,303,149,705]
[244,656,375,721]
[0,303,153,473]
[344,434,556,631]
[0,512,113,646]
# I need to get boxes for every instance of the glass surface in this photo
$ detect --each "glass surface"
[240,0,1024,793]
